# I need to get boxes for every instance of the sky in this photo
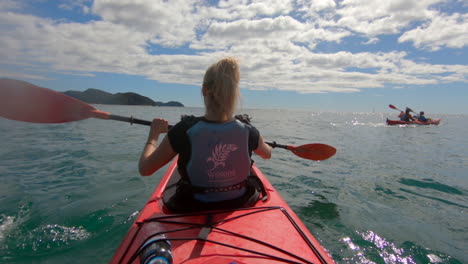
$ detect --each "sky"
[0,0,467,114]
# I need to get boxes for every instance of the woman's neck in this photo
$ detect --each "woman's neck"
[204,110,232,123]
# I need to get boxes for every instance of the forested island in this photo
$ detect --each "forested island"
[62,88,184,107]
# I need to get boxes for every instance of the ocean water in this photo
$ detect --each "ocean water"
[0,105,467,264]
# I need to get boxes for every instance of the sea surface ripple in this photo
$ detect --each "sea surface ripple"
[1,106,467,263]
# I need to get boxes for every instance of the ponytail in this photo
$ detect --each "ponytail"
[203,57,240,118]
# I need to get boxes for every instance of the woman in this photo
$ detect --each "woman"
[138,57,272,212]
[398,111,404,119]
[400,107,415,122]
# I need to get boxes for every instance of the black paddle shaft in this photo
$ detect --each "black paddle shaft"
[108,114,282,149]
[266,141,287,149]
[108,114,174,129]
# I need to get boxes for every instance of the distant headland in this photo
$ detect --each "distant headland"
[62,88,184,107]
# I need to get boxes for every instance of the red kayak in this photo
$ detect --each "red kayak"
[386,118,441,126]
[110,159,335,264]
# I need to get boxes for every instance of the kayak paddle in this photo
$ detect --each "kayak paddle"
[0,79,336,161]
[389,104,417,114]
[266,142,336,161]
[388,104,402,112]
[0,79,152,125]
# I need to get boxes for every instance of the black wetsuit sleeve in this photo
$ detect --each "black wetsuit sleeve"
[168,115,201,153]
[167,116,201,175]
[167,121,187,154]
[234,114,260,152]
[249,125,260,151]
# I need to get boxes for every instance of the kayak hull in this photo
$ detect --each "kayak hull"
[386,118,441,125]
[110,159,335,264]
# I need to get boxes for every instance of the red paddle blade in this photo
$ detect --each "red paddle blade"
[288,143,336,161]
[389,104,397,110]
[0,79,104,124]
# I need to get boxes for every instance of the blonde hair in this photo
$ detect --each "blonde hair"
[203,57,240,118]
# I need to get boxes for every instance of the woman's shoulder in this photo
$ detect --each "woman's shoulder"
[172,115,204,131]
[234,114,252,125]
[235,114,260,138]
[168,115,203,141]
[180,115,200,123]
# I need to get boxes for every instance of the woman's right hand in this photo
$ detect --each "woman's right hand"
[139,118,176,176]
[149,118,169,139]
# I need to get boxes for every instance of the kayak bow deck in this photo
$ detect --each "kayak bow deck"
[110,159,335,264]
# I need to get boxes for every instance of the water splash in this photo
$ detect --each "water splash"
[359,230,416,264]
[0,215,15,243]
[22,224,90,252]
[126,210,139,223]
[342,230,418,264]
[427,254,443,263]
[341,236,376,263]
[342,230,454,263]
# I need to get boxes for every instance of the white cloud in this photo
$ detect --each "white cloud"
[191,15,351,51]
[214,0,293,19]
[335,0,440,35]
[0,12,153,77]
[0,0,21,11]
[0,69,53,80]
[92,0,201,47]
[58,0,92,12]
[399,13,468,50]
[363,37,379,45]
[0,0,466,95]
[192,16,304,50]
[296,0,336,12]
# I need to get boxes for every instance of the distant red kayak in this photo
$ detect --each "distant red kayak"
[110,159,335,264]
[386,118,441,125]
